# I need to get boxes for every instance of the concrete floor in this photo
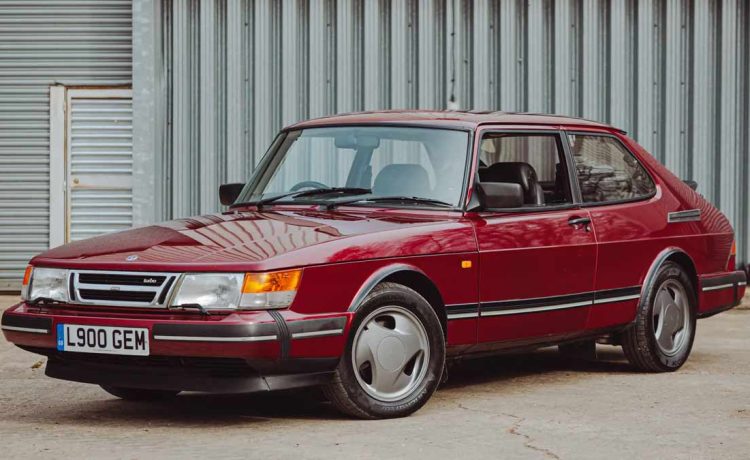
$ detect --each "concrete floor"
[1,294,748,459]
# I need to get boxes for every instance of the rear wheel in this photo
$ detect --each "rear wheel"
[101,385,179,401]
[622,261,696,372]
[323,282,445,419]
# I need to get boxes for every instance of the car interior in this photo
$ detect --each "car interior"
[477,134,572,208]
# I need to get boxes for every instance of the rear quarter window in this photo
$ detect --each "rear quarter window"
[568,134,656,204]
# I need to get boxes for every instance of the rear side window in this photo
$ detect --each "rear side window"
[568,134,656,203]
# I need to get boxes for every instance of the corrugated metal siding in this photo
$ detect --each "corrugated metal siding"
[143,0,749,265]
[0,0,132,288]
[68,93,133,241]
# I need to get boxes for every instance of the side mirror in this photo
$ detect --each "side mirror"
[219,183,245,206]
[475,182,524,210]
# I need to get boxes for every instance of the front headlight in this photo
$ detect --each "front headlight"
[171,273,244,310]
[25,267,69,302]
[170,269,301,311]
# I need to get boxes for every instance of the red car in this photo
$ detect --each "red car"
[3,111,746,419]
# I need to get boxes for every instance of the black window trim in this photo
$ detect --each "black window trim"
[562,130,658,208]
[471,128,581,213]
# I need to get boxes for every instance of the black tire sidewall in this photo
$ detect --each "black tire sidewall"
[643,262,697,369]
[337,283,445,418]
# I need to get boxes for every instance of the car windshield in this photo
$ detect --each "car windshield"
[235,126,471,208]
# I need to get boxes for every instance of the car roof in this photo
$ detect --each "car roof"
[286,110,622,133]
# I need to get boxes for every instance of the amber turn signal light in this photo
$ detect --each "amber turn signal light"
[242,269,302,294]
[22,265,33,286]
[730,240,737,256]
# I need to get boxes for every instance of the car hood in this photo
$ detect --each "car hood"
[32,209,476,272]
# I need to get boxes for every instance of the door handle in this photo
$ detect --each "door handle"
[568,216,591,229]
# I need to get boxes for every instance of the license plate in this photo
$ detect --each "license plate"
[57,324,149,356]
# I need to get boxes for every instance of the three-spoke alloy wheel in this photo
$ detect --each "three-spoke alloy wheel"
[323,282,445,419]
[623,261,697,372]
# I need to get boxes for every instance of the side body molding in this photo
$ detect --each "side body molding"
[347,263,430,312]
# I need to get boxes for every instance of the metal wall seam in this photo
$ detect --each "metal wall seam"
[498,0,520,111]
[525,0,544,113]
[363,0,389,110]
[253,0,280,167]
[663,0,686,177]
[718,0,742,253]
[225,0,245,183]
[471,0,492,109]
[635,0,656,153]
[553,0,575,115]
[199,0,218,213]
[418,0,444,109]
[690,0,716,203]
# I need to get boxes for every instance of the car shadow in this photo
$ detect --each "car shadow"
[440,345,635,391]
[24,345,643,425]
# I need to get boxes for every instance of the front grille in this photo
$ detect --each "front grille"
[79,273,167,286]
[78,289,156,303]
[70,270,178,308]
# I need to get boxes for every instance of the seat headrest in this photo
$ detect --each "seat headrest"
[373,164,431,197]
[479,162,538,191]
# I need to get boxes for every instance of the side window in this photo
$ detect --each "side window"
[568,134,656,203]
[478,133,572,207]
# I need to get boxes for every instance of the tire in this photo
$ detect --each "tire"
[622,261,697,372]
[323,282,445,419]
[101,385,180,401]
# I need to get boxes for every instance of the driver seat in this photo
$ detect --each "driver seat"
[373,164,431,197]
[479,162,545,205]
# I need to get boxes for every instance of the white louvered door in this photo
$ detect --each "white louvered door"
[66,89,133,242]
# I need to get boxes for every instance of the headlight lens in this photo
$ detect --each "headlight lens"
[171,273,244,310]
[170,269,302,311]
[26,267,69,302]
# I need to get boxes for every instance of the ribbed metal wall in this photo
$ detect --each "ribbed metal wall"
[146,0,749,265]
[0,0,132,288]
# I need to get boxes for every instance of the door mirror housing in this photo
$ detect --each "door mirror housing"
[219,183,245,206]
[475,182,524,210]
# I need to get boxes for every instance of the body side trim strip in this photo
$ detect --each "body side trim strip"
[444,285,642,320]
[153,334,277,342]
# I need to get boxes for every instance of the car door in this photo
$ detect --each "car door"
[470,128,597,347]
[564,130,660,330]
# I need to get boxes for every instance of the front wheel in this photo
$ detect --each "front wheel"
[622,261,696,372]
[323,282,445,419]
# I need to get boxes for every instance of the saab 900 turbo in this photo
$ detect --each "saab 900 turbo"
[3,111,745,419]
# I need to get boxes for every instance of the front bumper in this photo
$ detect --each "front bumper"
[2,303,352,393]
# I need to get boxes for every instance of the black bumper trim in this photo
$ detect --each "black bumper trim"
[1,313,52,333]
[152,322,278,340]
[286,316,347,338]
[44,355,336,393]
[701,271,747,289]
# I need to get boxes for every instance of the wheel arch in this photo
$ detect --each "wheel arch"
[641,247,699,304]
[347,264,448,336]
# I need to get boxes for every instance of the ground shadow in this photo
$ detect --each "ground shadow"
[23,345,642,425]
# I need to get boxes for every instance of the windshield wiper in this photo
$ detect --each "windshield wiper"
[29,297,65,306]
[326,195,455,210]
[245,187,372,210]
[174,303,212,316]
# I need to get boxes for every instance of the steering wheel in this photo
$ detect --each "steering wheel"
[290,180,329,192]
